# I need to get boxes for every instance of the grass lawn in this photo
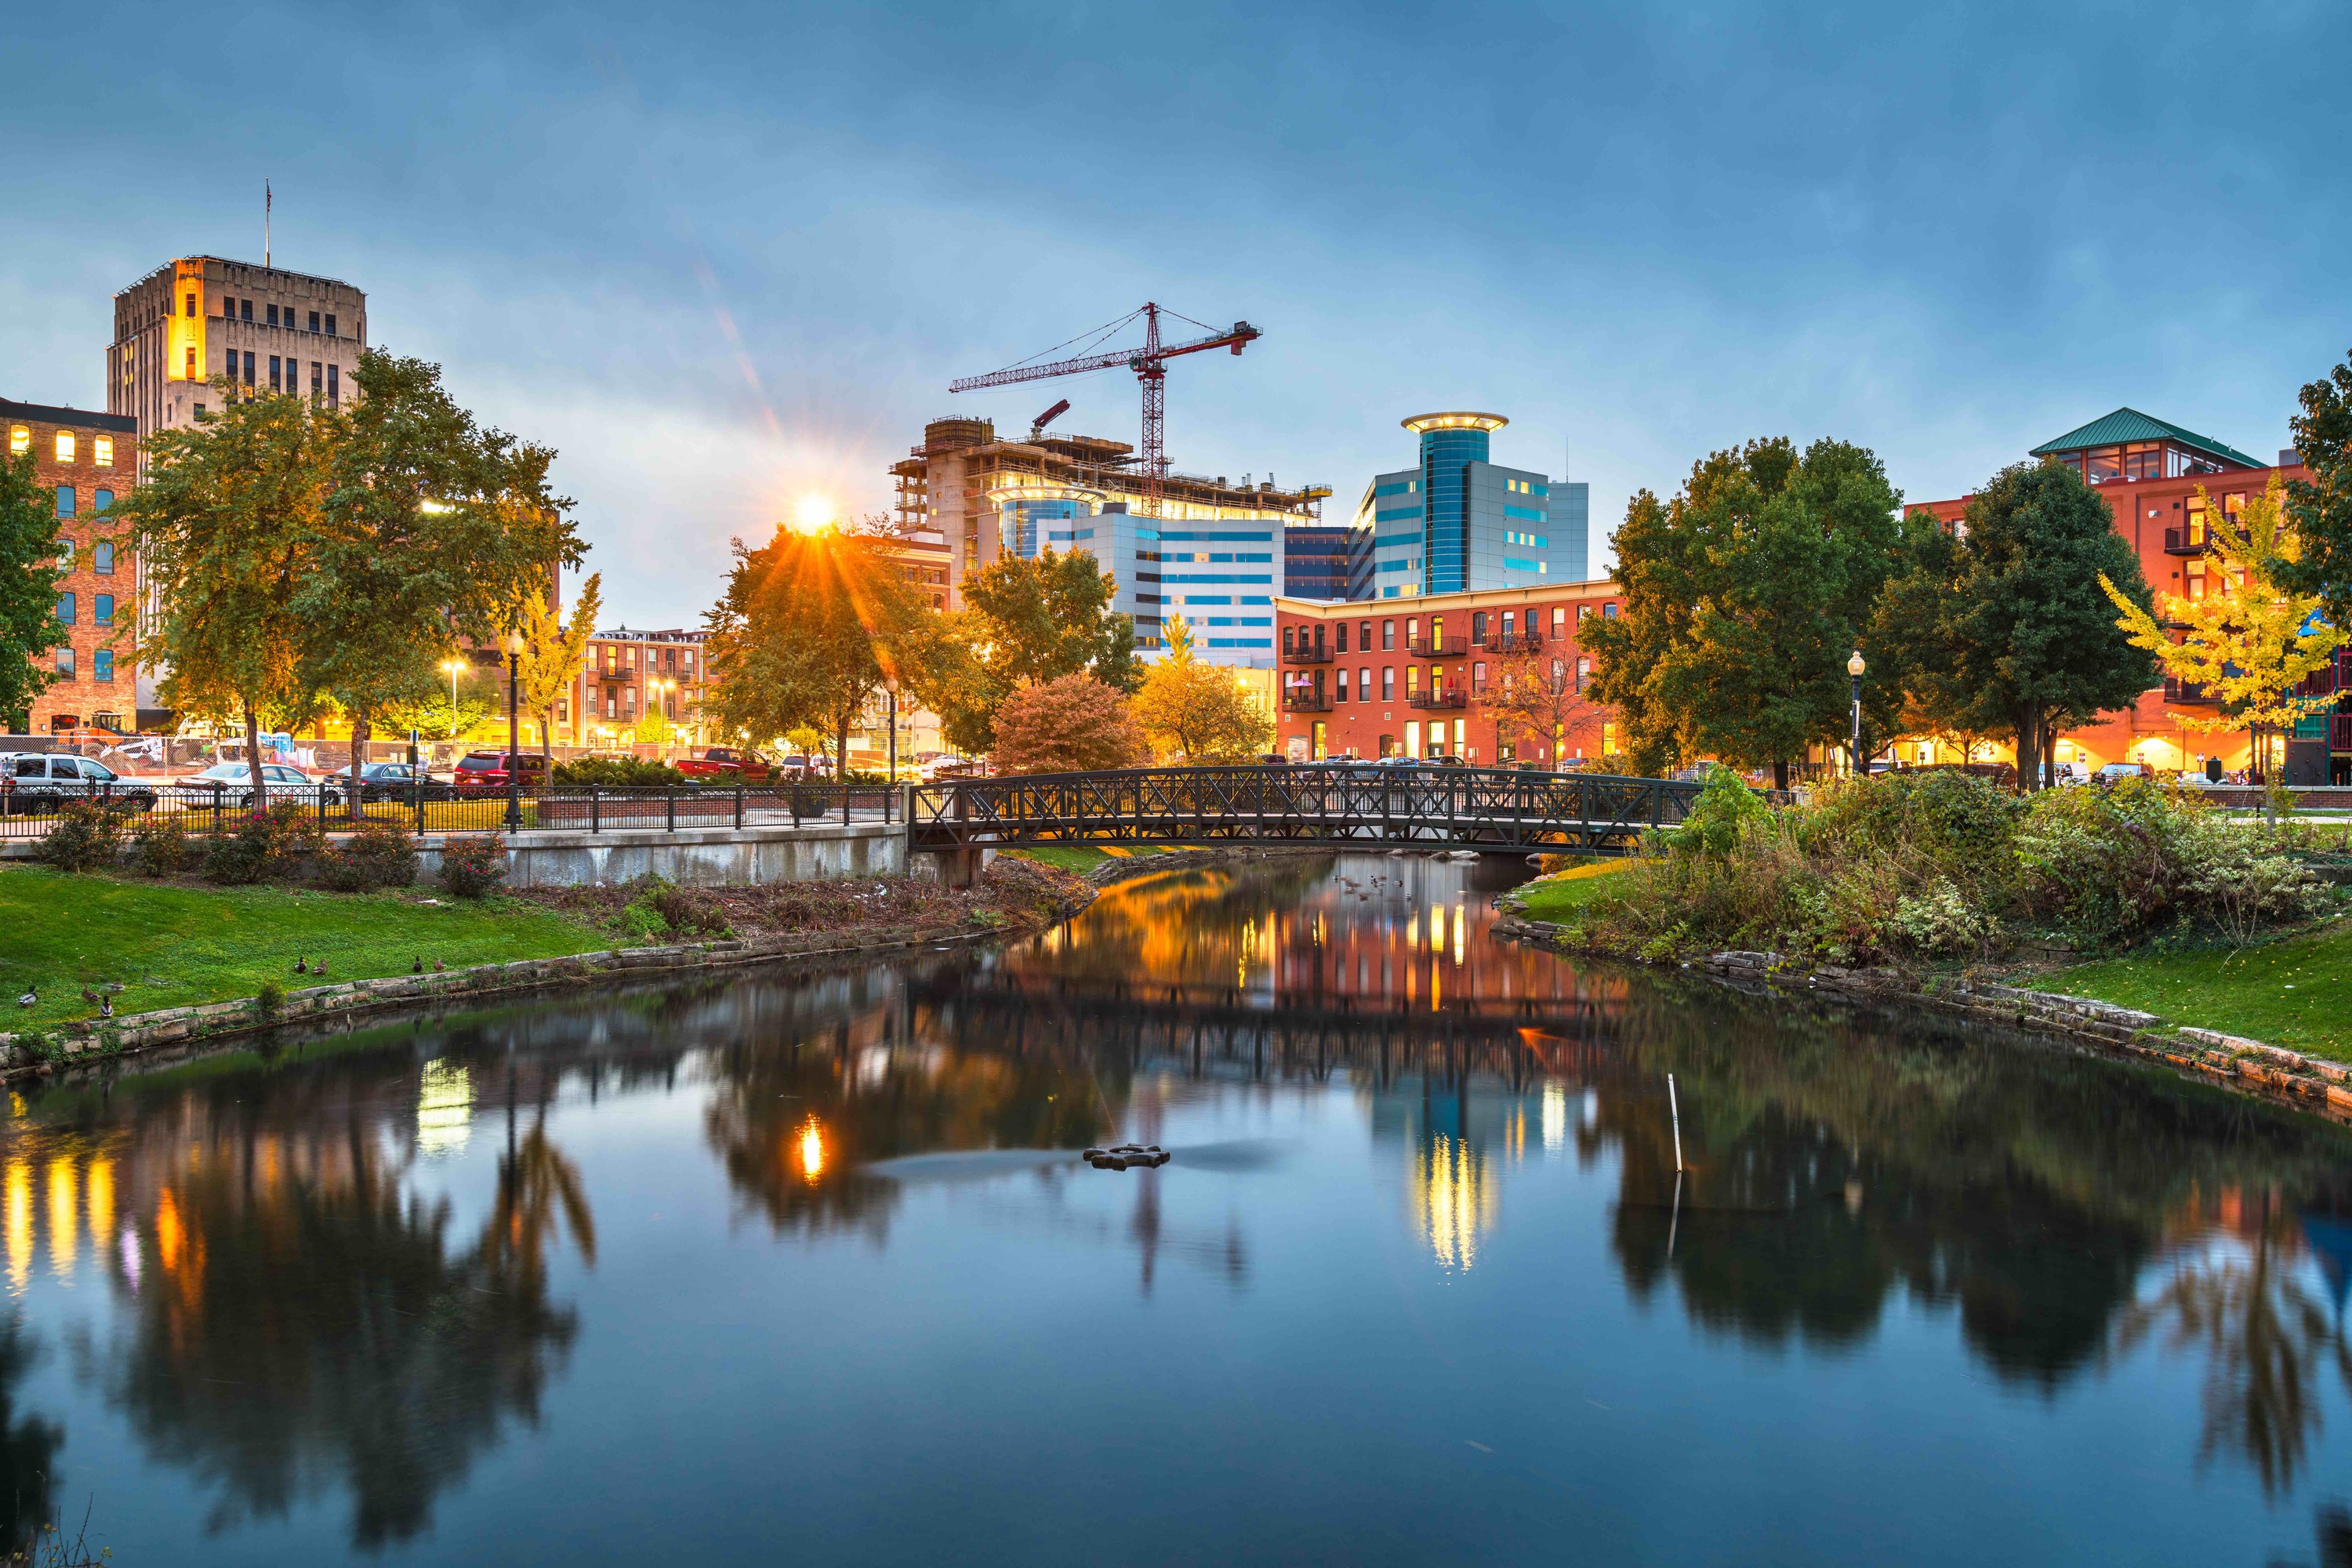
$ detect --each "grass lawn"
[1002,845,1179,875]
[2038,917,2352,1062]
[0,865,615,1029]
[1510,860,1632,923]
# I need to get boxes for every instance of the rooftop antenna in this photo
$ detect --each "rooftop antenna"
[264,180,272,268]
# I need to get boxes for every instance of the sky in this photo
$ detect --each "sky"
[4,1,2348,626]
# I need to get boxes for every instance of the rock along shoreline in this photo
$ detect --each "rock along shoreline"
[1492,911,2352,1121]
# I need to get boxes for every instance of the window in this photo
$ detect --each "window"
[2123,442,2163,481]
[186,347,197,378]
[55,485,74,518]
[53,432,74,463]
[267,304,279,327]
[1472,660,1487,692]
[184,293,197,318]
[244,351,256,385]
[1335,622,1348,655]
[1602,603,1618,618]
[311,361,322,397]
[94,593,114,626]
[55,648,74,678]
[1406,665,1421,698]
[1283,626,1295,654]
[1381,619,1395,651]
[1501,611,1515,641]
[2085,447,2123,485]
[1382,666,1396,701]
[1406,618,1420,650]
[56,593,75,625]
[93,488,111,515]
[1359,619,1372,651]
[270,355,281,391]
[93,541,113,575]
[93,437,112,468]
[56,540,73,571]
[94,649,114,683]
[7,426,24,455]
[1430,616,1444,647]
[241,299,252,322]
[1337,669,1350,702]
[1577,656,1590,690]
[1553,606,1566,633]
[327,363,338,405]
[307,310,320,333]
[325,314,337,337]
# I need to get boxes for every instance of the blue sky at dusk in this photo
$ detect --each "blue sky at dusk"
[4,1,2347,624]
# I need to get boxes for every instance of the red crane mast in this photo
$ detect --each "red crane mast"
[950,303,1261,519]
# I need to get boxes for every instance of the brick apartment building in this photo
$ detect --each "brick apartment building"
[1921,408,2347,783]
[1273,581,1623,764]
[5,399,143,734]
[569,628,709,746]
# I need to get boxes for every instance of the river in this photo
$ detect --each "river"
[2,852,2349,1564]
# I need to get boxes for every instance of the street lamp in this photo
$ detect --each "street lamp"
[1847,649,1866,778]
[884,675,900,821]
[503,633,525,831]
[441,659,466,724]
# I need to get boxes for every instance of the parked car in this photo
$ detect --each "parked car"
[0,752,159,814]
[675,746,776,782]
[350,760,456,802]
[176,761,343,808]
[2095,761,2149,786]
[452,752,551,793]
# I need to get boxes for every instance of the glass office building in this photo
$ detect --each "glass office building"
[1362,412,1589,597]
[1281,521,1373,601]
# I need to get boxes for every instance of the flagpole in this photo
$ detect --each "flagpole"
[265,180,272,267]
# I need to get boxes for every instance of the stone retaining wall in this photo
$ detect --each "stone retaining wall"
[1491,914,2352,1118]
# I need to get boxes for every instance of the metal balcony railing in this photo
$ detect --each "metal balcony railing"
[1280,691,1332,712]
[1402,637,1469,658]
[1406,689,1468,710]
[2163,525,2212,555]
[2164,677,2218,705]
[1281,644,1334,665]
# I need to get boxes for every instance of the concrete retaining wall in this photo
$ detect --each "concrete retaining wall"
[420,823,903,887]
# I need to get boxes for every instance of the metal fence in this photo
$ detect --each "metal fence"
[0,780,900,840]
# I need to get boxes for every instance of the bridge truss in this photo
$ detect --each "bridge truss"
[909,765,1700,855]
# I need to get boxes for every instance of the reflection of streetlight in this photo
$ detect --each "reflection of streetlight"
[797,1120,825,1181]
[1847,650,1866,776]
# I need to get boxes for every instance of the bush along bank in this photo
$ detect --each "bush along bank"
[0,858,1095,1079]
[1495,768,2352,1098]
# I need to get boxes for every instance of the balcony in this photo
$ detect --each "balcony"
[1406,689,1467,710]
[1482,632,1545,654]
[2163,526,2213,555]
[1281,644,1334,665]
[1403,637,1469,659]
[2164,677,2219,705]
[1281,691,1331,712]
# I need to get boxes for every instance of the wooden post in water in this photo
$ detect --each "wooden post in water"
[1668,1072,1685,1171]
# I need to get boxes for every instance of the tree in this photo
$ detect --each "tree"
[513,572,601,757]
[991,673,1148,774]
[928,549,1141,753]
[1482,647,1606,766]
[1132,616,1272,760]
[117,382,328,804]
[1882,463,2156,789]
[2104,474,2345,780]
[0,449,64,726]
[702,521,931,772]
[300,350,583,815]
[1585,438,1907,788]
[2276,347,2352,630]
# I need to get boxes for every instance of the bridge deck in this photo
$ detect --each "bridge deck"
[909,765,1698,854]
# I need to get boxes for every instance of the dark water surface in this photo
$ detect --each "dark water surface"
[3,854,2350,1565]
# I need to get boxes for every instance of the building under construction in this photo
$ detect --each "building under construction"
[891,416,1333,659]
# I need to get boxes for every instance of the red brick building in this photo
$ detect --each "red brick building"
[5,399,142,735]
[1920,408,2345,780]
[1273,582,1624,763]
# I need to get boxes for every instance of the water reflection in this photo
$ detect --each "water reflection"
[0,853,2339,1560]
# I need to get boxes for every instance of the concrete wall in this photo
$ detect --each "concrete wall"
[420,823,903,887]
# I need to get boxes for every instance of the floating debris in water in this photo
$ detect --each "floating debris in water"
[1083,1144,1168,1171]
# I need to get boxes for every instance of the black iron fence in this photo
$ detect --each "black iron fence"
[0,780,898,840]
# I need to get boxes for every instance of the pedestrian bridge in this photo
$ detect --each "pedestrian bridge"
[908,764,1700,856]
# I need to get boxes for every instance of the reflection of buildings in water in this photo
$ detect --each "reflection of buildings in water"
[415,1058,474,1156]
[1413,1134,1497,1272]
[1371,1075,1544,1272]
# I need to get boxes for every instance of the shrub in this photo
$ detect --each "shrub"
[437,833,509,898]
[256,980,285,1017]
[35,800,130,873]
[991,674,1150,775]
[318,819,419,891]
[129,813,192,877]
[553,756,688,787]
[619,876,729,939]
[1657,765,1769,860]
[204,802,325,884]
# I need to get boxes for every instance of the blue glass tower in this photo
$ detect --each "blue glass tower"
[1361,412,1589,597]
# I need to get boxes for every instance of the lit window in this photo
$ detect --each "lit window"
[53,432,74,463]
[93,436,113,467]
[185,347,196,377]
[7,426,24,455]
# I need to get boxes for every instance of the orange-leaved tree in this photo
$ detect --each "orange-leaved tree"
[992,673,1149,775]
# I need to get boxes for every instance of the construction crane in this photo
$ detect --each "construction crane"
[951,303,1261,519]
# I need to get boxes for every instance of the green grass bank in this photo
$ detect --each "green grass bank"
[0,866,612,1029]
[2038,920,2352,1060]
